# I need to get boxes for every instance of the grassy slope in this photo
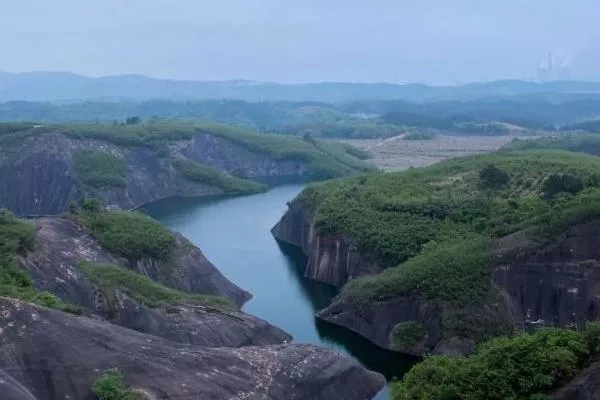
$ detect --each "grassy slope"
[0,209,80,313]
[173,158,267,195]
[506,133,600,156]
[299,149,600,338]
[79,261,235,310]
[74,150,128,188]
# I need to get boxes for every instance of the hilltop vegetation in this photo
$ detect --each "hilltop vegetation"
[394,324,600,400]
[299,149,600,338]
[0,122,374,180]
[506,133,600,156]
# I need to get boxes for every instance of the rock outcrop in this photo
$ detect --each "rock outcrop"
[271,201,383,287]
[276,200,600,357]
[0,297,386,400]
[0,130,313,216]
[20,216,292,348]
[552,361,600,400]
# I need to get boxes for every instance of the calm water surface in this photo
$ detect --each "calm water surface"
[146,185,417,400]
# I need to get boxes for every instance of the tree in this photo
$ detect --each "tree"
[68,201,78,215]
[542,174,583,199]
[479,164,509,189]
[81,198,101,213]
[125,116,141,125]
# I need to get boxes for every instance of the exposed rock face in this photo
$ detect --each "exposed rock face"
[271,201,383,287]
[0,131,311,217]
[20,217,291,348]
[0,298,386,400]
[552,361,600,400]
[0,369,38,400]
[277,200,600,357]
[492,220,600,330]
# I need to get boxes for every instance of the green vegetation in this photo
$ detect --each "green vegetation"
[479,163,509,189]
[404,132,437,140]
[393,322,426,348]
[74,150,127,188]
[505,134,600,156]
[298,149,600,338]
[78,210,176,261]
[173,159,267,195]
[0,209,80,313]
[393,324,600,400]
[79,262,235,310]
[28,122,374,179]
[91,370,146,400]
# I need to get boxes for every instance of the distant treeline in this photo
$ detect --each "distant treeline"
[1,96,600,138]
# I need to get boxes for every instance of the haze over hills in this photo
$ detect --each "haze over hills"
[2,71,600,103]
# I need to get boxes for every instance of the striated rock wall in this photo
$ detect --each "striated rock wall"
[0,298,386,400]
[271,201,383,287]
[18,217,294,348]
[277,199,600,357]
[0,130,311,217]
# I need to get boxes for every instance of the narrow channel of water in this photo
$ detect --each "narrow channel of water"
[146,185,417,400]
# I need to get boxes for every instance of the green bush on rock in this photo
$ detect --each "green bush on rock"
[78,210,176,261]
[393,325,600,400]
[173,158,267,195]
[78,261,236,310]
[75,150,127,188]
[92,370,146,400]
[0,209,80,313]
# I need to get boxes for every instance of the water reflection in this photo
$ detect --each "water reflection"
[146,186,418,400]
[277,239,418,382]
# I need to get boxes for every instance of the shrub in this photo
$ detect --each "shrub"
[173,159,267,195]
[479,164,509,189]
[74,151,127,188]
[393,327,598,400]
[91,370,145,400]
[393,322,426,348]
[542,173,584,199]
[79,261,235,310]
[78,211,176,261]
[82,198,102,213]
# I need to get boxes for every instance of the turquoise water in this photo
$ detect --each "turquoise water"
[146,185,417,400]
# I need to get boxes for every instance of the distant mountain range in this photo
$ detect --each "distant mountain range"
[2,71,600,103]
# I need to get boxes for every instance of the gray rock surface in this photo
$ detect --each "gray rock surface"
[271,201,383,287]
[277,200,600,357]
[0,131,311,216]
[552,361,600,400]
[0,298,386,400]
[20,216,290,348]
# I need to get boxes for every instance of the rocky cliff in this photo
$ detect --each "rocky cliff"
[274,196,600,357]
[0,125,372,217]
[271,201,384,287]
[0,298,385,400]
[19,216,293,348]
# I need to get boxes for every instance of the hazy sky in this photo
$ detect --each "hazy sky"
[1,0,599,83]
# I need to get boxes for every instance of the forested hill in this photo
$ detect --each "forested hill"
[2,71,600,102]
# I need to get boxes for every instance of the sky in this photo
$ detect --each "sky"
[1,0,599,84]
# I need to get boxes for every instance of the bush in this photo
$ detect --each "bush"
[393,322,426,348]
[393,327,599,400]
[74,151,127,188]
[91,370,145,400]
[79,261,236,310]
[0,209,80,313]
[479,164,509,189]
[79,211,176,261]
[173,159,267,195]
[542,173,584,199]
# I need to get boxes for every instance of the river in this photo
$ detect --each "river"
[145,185,417,400]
